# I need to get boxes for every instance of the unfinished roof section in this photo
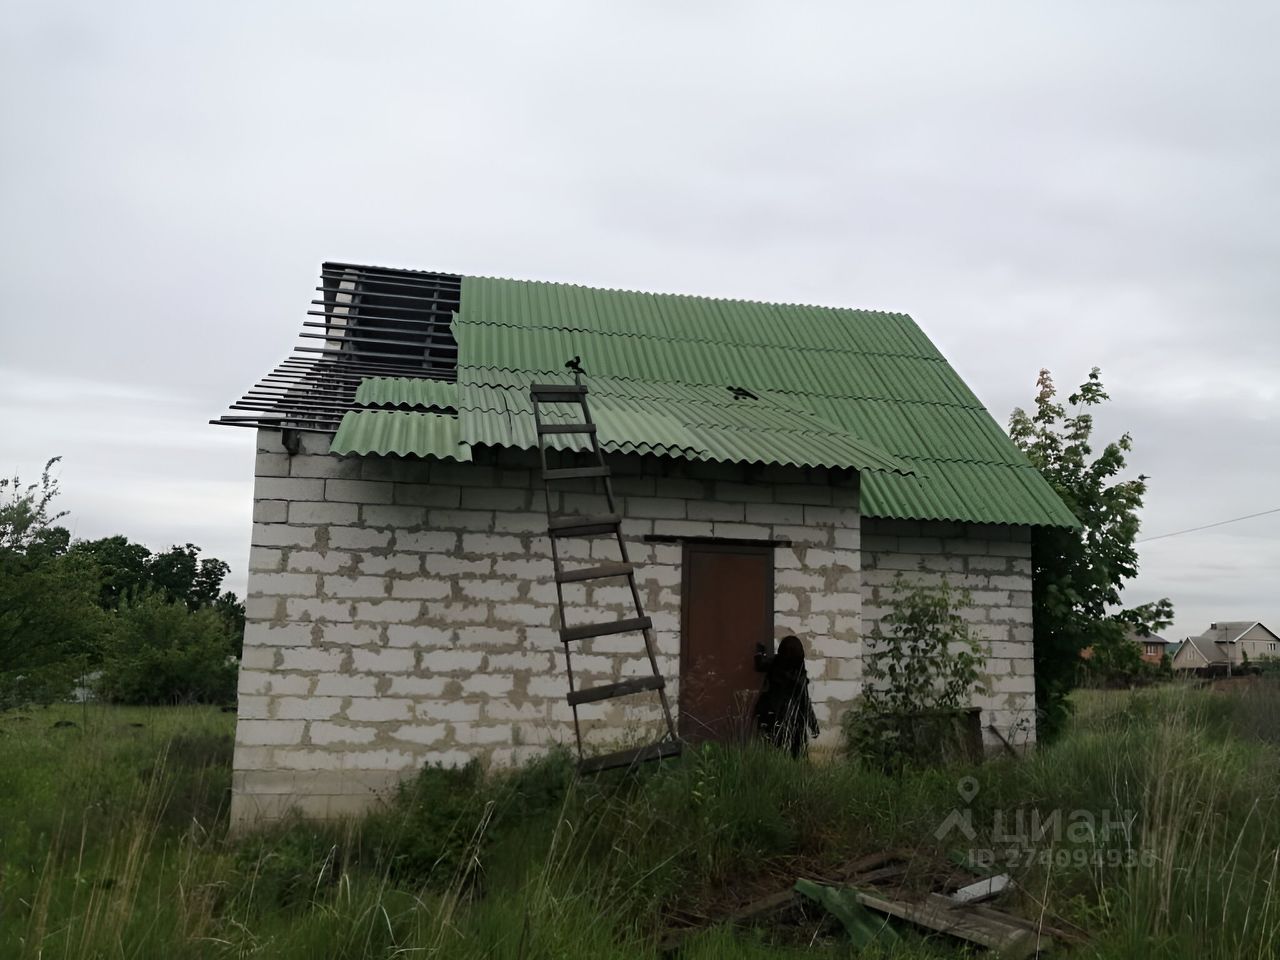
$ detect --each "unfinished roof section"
[216,265,1079,528]
[213,263,459,433]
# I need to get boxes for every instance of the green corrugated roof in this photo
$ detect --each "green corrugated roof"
[330,274,1077,528]
[334,374,913,474]
[331,410,471,461]
[355,377,457,410]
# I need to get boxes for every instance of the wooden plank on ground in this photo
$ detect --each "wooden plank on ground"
[854,890,1040,959]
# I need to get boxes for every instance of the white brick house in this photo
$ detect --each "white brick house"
[217,263,1075,826]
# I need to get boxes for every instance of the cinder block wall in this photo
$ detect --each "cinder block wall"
[860,517,1036,748]
[233,430,862,826]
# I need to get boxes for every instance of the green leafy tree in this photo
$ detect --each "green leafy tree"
[0,459,108,706]
[1009,368,1173,739]
[71,535,153,609]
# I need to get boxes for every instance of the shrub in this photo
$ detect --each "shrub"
[844,575,986,770]
[96,594,238,704]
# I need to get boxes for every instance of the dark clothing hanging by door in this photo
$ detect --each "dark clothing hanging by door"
[753,639,819,757]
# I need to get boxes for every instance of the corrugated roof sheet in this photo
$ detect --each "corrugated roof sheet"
[330,410,471,461]
[355,377,457,410]
[331,273,1078,527]
[335,375,913,474]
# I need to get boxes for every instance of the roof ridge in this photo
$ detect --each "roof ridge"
[461,271,910,317]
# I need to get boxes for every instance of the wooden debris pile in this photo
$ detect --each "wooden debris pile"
[659,850,1088,956]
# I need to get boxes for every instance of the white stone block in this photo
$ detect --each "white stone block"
[485,701,549,721]
[451,723,511,745]
[395,483,462,507]
[773,525,830,545]
[425,602,490,624]
[460,579,520,602]
[274,697,343,720]
[390,724,449,745]
[256,452,291,477]
[386,624,454,647]
[653,520,713,538]
[420,649,484,672]
[387,676,450,696]
[424,555,492,576]
[687,500,745,522]
[253,572,318,597]
[493,512,546,533]
[289,453,362,479]
[484,651,555,671]
[238,720,306,746]
[488,604,550,627]
[416,699,482,722]
[352,600,421,622]
[396,530,459,553]
[461,674,514,696]
[527,675,570,698]
[288,502,359,525]
[243,622,314,647]
[323,575,390,599]
[256,477,325,502]
[240,646,277,669]
[287,550,352,573]
[325,479,394,504]
[360,554,422,576]
[317,622,381,645]
[253,524,318,549]
[313,673,379,696]
[329,527,392,550]
[309,722,378,745]
[332,749,418,771]
[253,500,288,524]
[248,546,284,572]
[237,695,271,718]
[285,598,352,622]
[460,532,522,555]
[363,505,428,528]
[456,625,519,648]
[347,697,415,721]
[351,648,415,673]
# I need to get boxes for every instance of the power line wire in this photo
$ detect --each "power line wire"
[1138,507,1280,544]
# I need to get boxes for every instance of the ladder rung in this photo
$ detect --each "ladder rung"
[579,740,682,774]
[560,616,652,643]
[556,561,634,584]
[548,514,621,538]
[538,423,595,435]
[531,383,588,399]
[567,675,665,706]
[544,465,611,481]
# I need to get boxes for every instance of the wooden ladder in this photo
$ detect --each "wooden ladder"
[531,359,681,773]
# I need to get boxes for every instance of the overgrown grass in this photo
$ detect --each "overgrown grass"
[3,683,1280,957]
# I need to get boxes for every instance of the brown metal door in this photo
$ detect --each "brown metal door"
[679,542,773,744]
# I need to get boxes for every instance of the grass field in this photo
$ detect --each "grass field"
[3,683,1280,958]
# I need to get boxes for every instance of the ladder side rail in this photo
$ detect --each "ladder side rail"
[582,397,680,745]
[533,392,585,759]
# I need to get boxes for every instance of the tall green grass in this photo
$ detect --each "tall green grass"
[3,684,1280,957]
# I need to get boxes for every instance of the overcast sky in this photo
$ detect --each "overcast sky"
[2,2,1276,643]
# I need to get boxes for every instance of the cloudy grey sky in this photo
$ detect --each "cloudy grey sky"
[2,1,1276,642]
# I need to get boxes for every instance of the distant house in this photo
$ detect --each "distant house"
[214,262,1077,826]
[1171,622,1280,673]
[1129,629,1172,666]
